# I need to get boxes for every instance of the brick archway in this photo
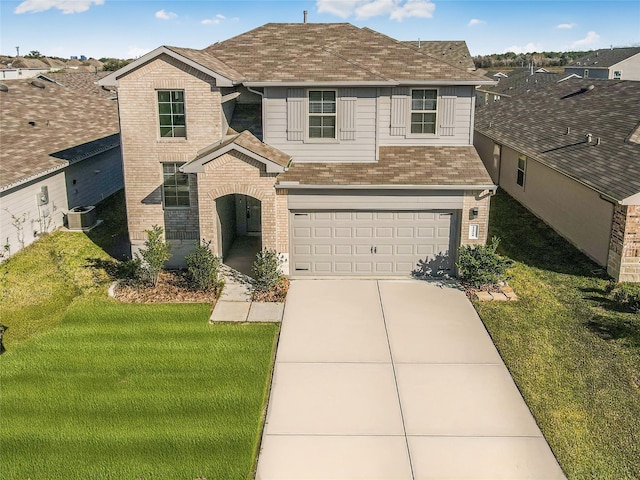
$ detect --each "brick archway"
[206,184,267,202]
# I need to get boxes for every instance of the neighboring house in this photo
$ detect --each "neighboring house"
[36,71,116,99]
[474,79,640,282]
[564,47,640,80]
[476,68,561,106]
[0,78,123,258]
[99,22,496,277]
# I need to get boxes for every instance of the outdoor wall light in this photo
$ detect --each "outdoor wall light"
[469,207,479,219]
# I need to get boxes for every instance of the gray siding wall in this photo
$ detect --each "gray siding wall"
[379,86,475,146]
[564,67,609,79]
[474,132,501,183]
[65,147,124,209]
[262,85,475,163]
[0,171,68,257]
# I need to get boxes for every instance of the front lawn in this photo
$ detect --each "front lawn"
[476,191,640,480]
[0,191,279,479]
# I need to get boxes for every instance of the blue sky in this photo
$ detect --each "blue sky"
[1,0,638,59]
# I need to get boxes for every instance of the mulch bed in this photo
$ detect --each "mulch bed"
[251,278,290,303]
[113,270,219,303]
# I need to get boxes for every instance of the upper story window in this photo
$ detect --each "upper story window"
[517,155,527,187]
[613,70,622,79]
[162,163,190,207]
[583,69,589,78]
[158,90,186,138]
[308,90,336,139]
[411,89,437,134]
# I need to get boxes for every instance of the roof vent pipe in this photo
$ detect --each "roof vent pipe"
[585,133,593,144]
[595,137,601,146]
[303,10,307,23]
[418,38,421,48]
[566,127,570,135]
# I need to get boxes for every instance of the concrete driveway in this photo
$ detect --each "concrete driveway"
[255,279,566,480]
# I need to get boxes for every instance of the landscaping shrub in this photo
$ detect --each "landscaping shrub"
[456,236,513,288]
[610,282,640,313]
[185,240,221,291]
[137,225,171,287]
[252,248,284,295]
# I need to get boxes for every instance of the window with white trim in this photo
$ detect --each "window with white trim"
[158,90,186,138]
[308,91,336,138]
[583,69,589,78]
[517,155,526,187]
[411,89,437,134]
[162,163,190,207]
[613,70,622,79]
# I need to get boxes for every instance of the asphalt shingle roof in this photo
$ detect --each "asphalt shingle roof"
[478,68,561,98]
[200,23,488,84]
[475,79,640,202]
[38,71,114,98]
[567,47,640,68]
[277,146,493,187]
[403,40,475,71]
[0,79,120,190]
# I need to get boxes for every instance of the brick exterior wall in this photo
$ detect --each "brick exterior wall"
[117,54,222,253]
[196,151,286,256]
[608,204,640,282]
[460,190,491,247]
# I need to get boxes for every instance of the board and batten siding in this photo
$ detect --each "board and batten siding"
[379,86,475,146]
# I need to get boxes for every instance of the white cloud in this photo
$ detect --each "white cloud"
[14,0,103,14]
[155,9,177,20]
[467,18,485,27]
[316,0,435,21]
[127,46,150,58]
[556,23,576,29]
[572,31,600,48]
[202,13,227,25]
[503,42,543,54]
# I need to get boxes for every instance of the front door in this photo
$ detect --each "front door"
[246,196,261,234]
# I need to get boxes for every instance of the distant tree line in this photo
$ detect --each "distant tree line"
[99,58,132,71]
[474,50,593,69]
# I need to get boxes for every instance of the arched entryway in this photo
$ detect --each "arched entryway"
[216,193,262,276]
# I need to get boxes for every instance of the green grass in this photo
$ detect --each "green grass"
[0,191,280,479]
[476,191,640,480]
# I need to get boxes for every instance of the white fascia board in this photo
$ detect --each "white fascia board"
[97,46,235,87]
[243,81,398,87]
[182,144,287,174]
[276,183,497,191]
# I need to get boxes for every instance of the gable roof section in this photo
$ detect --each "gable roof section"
[0,79,120,191]
[478,68,561,97]
[101,23,493,87]
[277,146,493,189]
[181,130,290,174]
[475,79,640,204]
[567,47,640,69]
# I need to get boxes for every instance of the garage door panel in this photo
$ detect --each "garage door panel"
[291,209,455,276]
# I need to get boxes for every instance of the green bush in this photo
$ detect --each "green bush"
[185,240,221,291]
[610,282,640,313]
[252,249,284,294]
[456,236,513,288]
[137,226,171,287]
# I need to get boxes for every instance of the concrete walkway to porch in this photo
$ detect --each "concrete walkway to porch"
[209,236,284,323]
[256,279,566,480]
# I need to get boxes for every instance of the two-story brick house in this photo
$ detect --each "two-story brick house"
[99,23,496,276]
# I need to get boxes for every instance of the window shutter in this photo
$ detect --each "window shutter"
[439,87,457,136]
[339,88,357,140]
[390,87,409,136]
[287,88,305,141]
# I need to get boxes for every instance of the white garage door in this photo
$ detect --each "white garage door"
[290,210,456,276]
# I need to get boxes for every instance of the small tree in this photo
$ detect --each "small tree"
[185,240,221,291]
[456,237,513,288]
[252,248,284,295]
[137,225,171,287]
